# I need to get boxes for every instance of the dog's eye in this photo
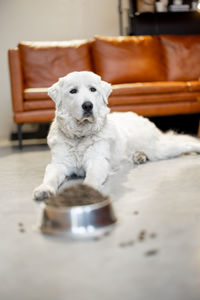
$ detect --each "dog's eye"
[90,87,96,92]
[69,88,78,94]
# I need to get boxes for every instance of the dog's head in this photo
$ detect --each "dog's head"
[48,71,112,128]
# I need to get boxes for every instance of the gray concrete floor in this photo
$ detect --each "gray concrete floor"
[1,139,200,300]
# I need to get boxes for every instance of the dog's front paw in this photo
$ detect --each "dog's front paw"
[133,151,148,165]
[33,184,55,201]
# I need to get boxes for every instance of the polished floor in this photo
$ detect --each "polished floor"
[1,139,200,300]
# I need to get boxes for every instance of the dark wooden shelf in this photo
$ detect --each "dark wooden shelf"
[128,11,200,35]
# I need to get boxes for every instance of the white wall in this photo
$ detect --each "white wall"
[0,0,119,138]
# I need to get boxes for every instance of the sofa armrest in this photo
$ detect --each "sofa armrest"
[8,49,24,113]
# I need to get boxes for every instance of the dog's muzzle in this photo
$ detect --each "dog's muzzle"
[77,101,94,124]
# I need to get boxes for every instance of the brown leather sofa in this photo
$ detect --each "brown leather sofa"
[8,35,200,147]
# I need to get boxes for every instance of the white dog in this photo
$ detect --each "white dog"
[34,71,200,200]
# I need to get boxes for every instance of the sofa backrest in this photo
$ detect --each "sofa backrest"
[91,35,167,84]
[160,35,200,81]
[18,40,92,88]
[16,35,200,89]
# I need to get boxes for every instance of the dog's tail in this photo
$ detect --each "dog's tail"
[147,130,200,161]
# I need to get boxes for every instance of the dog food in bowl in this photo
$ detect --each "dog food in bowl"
[45,184,108,207]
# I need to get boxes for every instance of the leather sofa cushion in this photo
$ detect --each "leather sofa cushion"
[110,81,200,105]
[109,91,200,106]
[19,41,92,88]
[23,81,200,101]
[160,35,200,81]
[23,100,54,111]
[187,81,200,92]
[111,81,189,96]
[109,102,200,117]
[24,88,49,100]
[91,36,166,84]
[14,110,55,123]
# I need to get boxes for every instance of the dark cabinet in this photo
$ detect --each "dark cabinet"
[128,11,200,35]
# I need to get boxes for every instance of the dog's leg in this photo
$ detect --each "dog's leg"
[83,157,110,190]
[33,163,68,201]
[146,131,200,161]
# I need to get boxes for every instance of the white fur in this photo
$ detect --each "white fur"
[33,71,200,200]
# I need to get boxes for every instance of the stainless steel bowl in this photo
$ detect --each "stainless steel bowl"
[38,198,117,239]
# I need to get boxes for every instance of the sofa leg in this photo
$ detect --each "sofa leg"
[17,124,23,149]
[198,121,200,138]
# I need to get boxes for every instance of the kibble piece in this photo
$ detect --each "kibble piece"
[149,233,157,239]
[144,249,158,256]
[126,240,134,246]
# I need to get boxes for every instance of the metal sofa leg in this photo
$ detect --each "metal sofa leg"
[17,124,23,149]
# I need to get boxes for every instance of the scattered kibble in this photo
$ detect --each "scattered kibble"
[93,236,102,241]
[133,211,139,215]
[119,229,158,249]
[18,222,26,233]
[138,230,146,241]
[149,233,157,239]
[119,240,134,247]
[144,249,158,256]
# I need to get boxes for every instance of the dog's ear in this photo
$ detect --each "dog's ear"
[101,80,112,104]
[48,78,64,106]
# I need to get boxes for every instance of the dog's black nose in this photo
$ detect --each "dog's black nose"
[82,101,93,112]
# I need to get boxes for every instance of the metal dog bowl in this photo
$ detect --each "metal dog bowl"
[38,198,117,239]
